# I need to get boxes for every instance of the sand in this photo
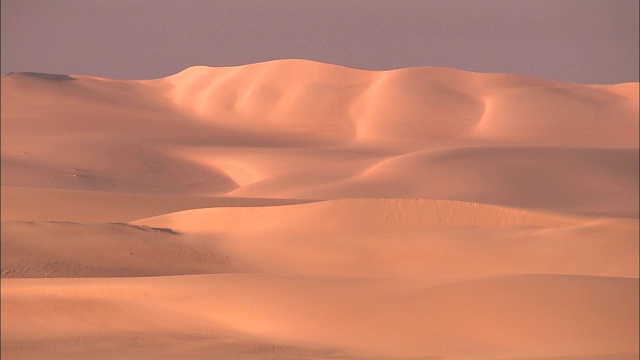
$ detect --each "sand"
[1,59,638,359]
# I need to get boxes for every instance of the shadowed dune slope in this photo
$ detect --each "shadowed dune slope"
[219,146,639,217]
[316,146,638,217]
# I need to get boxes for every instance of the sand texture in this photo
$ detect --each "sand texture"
[1,60,638,359]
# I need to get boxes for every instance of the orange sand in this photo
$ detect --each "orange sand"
[1,60,638,359]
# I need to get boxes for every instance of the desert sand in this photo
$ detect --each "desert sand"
[1,59,638,359]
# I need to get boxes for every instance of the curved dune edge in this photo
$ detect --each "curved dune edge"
[132,198,615,232]
[0,186,311,223]
[129,199,637,279]
[212,146,638,217]
[3,199,637,279]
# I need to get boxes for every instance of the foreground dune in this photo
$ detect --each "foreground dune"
[4,199,637,279]
[1,60,638,359]
[3,274,637,359]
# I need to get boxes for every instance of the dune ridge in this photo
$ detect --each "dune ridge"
[2,60,637,214]
[1,59,638,359]
[166,60,638,147]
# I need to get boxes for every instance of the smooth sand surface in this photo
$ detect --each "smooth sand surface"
[1,60,638,359]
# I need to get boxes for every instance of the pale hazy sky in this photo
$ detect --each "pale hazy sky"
[1,0,638,84]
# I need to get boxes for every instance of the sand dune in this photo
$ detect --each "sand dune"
[132,199,638,279]
[166,60,637,147]
[2,274,637,359]
[1,59,638,359]
[2,60,637,211]
[4,199,637,279]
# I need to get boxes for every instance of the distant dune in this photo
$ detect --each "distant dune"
[1,60,638,359]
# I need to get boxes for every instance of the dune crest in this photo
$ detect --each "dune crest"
[165,59,638,147]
